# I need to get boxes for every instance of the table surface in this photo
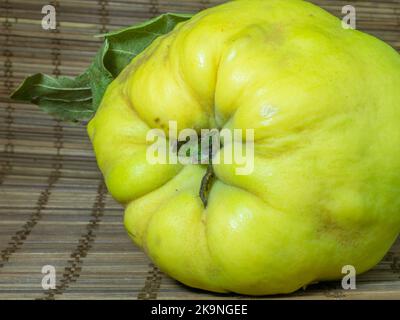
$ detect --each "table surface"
[1,0,400,300]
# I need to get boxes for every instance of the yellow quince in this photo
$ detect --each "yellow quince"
[87,0,400,295]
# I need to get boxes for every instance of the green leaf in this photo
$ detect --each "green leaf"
[10,72,93,122]
[87,41,114,110]
[10,12,193,122]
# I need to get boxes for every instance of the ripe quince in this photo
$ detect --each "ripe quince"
[87,0,400,295]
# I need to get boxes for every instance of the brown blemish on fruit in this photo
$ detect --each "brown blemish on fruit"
[316,209,360,246]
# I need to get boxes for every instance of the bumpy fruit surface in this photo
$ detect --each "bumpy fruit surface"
[88,0,400,295]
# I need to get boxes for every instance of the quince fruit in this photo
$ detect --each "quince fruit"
[87,0,400,295]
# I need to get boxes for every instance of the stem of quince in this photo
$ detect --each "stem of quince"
[199,133,217,208]
[199,163,214,208]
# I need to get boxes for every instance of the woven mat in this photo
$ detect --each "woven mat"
[0,0,400,300]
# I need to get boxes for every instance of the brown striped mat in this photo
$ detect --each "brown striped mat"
[1,0,400,300]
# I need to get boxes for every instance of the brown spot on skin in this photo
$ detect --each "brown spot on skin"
[316,208,359,246]
[154,117,160,123]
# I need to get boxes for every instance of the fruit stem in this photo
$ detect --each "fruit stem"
[199,163,214,208]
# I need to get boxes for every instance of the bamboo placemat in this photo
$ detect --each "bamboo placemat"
[0,0,400,300]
